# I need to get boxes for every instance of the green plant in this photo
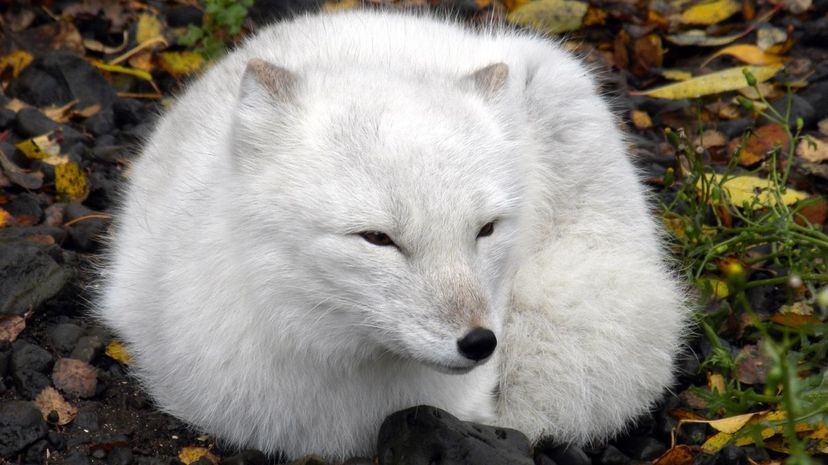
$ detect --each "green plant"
[178,0,255,59]
[661,70,828,464]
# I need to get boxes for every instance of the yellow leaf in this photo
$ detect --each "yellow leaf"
[178,447,218,465]
[0,208,10,228]
[661,69,693,81]
[702,174,809,209]
[697,277,730,298]
[105,341,131,364]
[701,431,734,453]
[708,373,726,393]
[709,412,763,433]
[0,50,33,78]
[91,59,153,82]
[665,30,742,47]
[634,64,782,99]
[321,0,361,11]
[158,52,205,79]
[631,110,652,129]
[55,162,89,203]
[137,13,164,45]
[507,0,588,34]
[15,134,60,160]
[680,0,741,24]
[703,44,785,67]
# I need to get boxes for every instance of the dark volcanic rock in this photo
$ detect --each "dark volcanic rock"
[0,401,48,456]
[65,203,109,252]
[48,322,85,353]
[0,238,71,315]
[0,108,15,130]
[11,340,55,398]
[220,450,269,465]
[7,51,115,109]
[597,445,632,465]
[536,444,591,465]
[70,334,105,363]
[4,192,43,225]
[377,405,534,465]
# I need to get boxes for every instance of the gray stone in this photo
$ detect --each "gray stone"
[0,401,48,456]
[0,238,71,315]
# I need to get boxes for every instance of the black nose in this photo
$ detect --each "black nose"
[457,328,497,361]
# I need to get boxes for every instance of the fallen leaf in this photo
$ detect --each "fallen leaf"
[783,0,812,13]
[734,345,770,384]
[0,314,26,342]
[507,0,589,34]
[653,445,695,465]
[0,208,11,228]
[158,52,205,79]
[735,124,789,166]
[0,50,33,79]
[818,119,828,136]
[15,133,61,160]
[757,25,787,50]
[697,129,728,148]
[680,0,741,25]
[632,65,782,99]
[179,447,219,465]
[736,82,776,100]
[666,30,742,47]
[702,173,808,209]
[770,312,821,328]
[661,69,693,81]
[321,0,362,11]
[105,341,131,364]
[796,136,828,163]
[632,34,663,76]
[631,110,653,129]
[52,358,97,398]
[91,60,153,82]
[708,412,765,433]
[34,386,78,425]
[136,13,165,45]
[83,32,129,54]
[697,277,730,298]
[707,372,726,393]
[703,44,785,67]
[796,197,827,225]
[55,162,90,203]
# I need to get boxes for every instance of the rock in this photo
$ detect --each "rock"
[4,192,43,225]
[0,238,71,315]
[64,203,109,251]
[23,439,48,464]
[717,445,747,465]
[0,401,48,456]
[0,108,15,130]
[82,109,115,137]
[47,430,67,450]
[48,323,84,353]
[113,98,149,127]
[801,16,828,47]
[220,450,269,465]
[536,444,590,465]
[377,405,534,465]
[92,448,107,459]
[70,334,105,363]
[108,447,135,465]
[0,342,11,377]
[596,445,632,465]
[7,51,115,109]
[11,340,54,398]
[73,408,100,432]
[52,357,97,398]
[618,437,667,461]
[63,450,92,465]
[0,225,67,244]
[167,5,204,27]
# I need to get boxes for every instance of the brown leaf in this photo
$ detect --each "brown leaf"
[696,129,728,149]
[796,136,828,163]
[34,386,78,425]
[734,344,770,384]
[178,447,219,465]
[796,197,827,226]
[770,313,821,328]
[632,34,663,77]
[653,445,695,465]
[631,110,653,129]
[734,124,789,166]
[0,314,26,342]
[53,358,97,398]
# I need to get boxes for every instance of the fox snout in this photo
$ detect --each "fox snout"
[457,327,497,361]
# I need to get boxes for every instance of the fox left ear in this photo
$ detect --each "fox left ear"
[462,63,509,99]
[240,58,297,104]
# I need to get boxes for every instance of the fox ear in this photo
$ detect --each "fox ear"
[463,63,509,99]
[240,58,297,104]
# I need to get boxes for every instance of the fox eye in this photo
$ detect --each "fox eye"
[360,231,396,247]
[477,222,495,238]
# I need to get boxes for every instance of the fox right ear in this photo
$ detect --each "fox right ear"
[240,58,298,104]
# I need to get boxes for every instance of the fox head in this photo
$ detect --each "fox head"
[226,58,530,373]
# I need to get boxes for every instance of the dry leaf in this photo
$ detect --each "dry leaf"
[631,110,653,129]
[55,162,90,203]
[179,447,219,465]
[34,386,78,425]
[666,30,742,47]
[105,341,131,364]
[0,208,11,228]
[91,60,153,82]
[507,0,588,34]
[701,173,808,209]
[818,119,828,136]
[653,445,695,465]
[697,278,730,298]
[708,412,764,433]
[0,50,33,79]
[757,25,787,50]
[770,312,821,328]
[136,14,165,45]
[321,0,362,11]
[53,358,97,398]
[158,52,205,79]
[703,44,785,67]
[734,345,770,384]
[796,197,827,225]
[697,129,728,148]
[661,69,693,81]
[796,136,828,163]
[633,64,782,99]
[735,123,789,166]
[680,0,741,25]
[632,34,663,76]
[15,134,61,160]
[707,372,726,393]
[0,314,26,342]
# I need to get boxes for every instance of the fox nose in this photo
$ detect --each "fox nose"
[457,328,497,361]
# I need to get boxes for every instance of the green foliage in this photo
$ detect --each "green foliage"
[177,0,255,59]
[661,71,828,463]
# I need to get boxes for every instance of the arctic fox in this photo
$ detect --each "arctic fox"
[98,10,688,459]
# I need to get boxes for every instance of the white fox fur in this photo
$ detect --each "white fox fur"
[97,10,688,459]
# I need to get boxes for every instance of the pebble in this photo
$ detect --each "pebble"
[717,445,747,465]
[0,108,15,130]
[377,405,534,465]
[11,340,54,398]
[7,51,115,108]
[5,192,43,225]
[108,447,135,465]
[0,238,71,315]
[0,342,11,377]
[618,437,667,461]
[64,203,109,252]
[0,401,48,456]
[596,445,632,465]
[47,430,67,450]
[535,444,591,465]
[23,439,48,464]
[63,450,92,465]
[113,98,149,127]
[82,108,116,137]
[48,322,85,353]
[167,5,204,27]
[70,334,105,363]
[73,408,100,432]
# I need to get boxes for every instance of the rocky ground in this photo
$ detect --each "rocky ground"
[0,0,826,464]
